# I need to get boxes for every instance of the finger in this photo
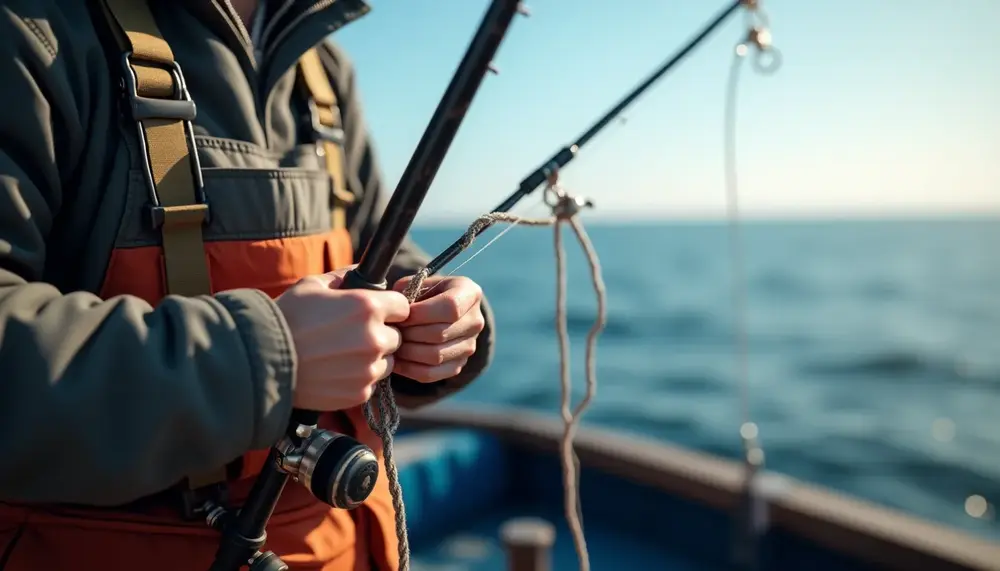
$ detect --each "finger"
[393,357,468,384]
[349,290,411,323]
[310,264,360,288]
[395,337,477,366]
[400,322,452,344]
[370,354,395,383]
[401,310,485,344]
[376,291,412,324]
[377,325,403,355]
[406,284,481,325]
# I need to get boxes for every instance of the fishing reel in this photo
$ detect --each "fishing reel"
[206,423,379,571]
[276,423,380,510]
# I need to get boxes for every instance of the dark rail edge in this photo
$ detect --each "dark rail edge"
[401,405,1000,571]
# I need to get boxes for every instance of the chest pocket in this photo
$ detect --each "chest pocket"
[101,80,356,305]
[200,139,353,298]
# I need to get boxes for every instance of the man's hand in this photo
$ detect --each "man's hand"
[391,275,486,383]
[276,266,410,411]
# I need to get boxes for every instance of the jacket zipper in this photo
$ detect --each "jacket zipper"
[216,0,256,65]
[213,0,273,143]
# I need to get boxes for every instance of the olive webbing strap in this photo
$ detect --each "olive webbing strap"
[298,48,355,231]
[100,0,224,489]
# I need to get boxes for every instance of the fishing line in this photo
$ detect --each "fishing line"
[722,6,781,568]
[723,4,780,463]
[408,196,547,301]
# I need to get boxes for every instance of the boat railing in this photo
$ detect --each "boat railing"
[401,405,1000,571]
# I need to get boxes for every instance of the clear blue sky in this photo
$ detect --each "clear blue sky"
[334,0,999,223]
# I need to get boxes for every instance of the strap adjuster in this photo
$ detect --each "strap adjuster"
[119,52,209,228]
[146,203,210,231]
[307,98,345,145]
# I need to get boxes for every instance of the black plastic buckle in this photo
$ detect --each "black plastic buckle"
[179,482,230,522]
[119,52,209,230]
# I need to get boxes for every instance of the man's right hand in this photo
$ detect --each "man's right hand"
[275,266,411,411]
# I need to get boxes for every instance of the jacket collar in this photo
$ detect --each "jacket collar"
[179,0,371,74]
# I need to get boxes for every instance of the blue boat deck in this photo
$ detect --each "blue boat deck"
[394,428,878,570]
[408,502,710,571]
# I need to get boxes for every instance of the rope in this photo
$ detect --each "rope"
[726,33,753,456]
[725,1,781,466]
[362,182,606,571]
[722,7,782,568]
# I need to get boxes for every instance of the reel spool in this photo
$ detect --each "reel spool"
[209,426,379,571]
[277,424,380,510]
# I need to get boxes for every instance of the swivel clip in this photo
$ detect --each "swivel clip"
[736,2,782,74]
[542,164,594,220]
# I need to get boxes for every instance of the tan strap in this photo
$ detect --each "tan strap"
[298,48,355,231]
[101,0,212,298]
[100,0,224,489]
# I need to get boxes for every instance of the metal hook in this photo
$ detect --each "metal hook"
[542,168,594,219]
[734,23,782,75]
[752,46,782,75]
[552,193,595,219]
[747,26,771,51]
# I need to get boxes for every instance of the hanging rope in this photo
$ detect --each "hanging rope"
[725,3,780,457]
[723,5,781,568]
[363,174,606,571]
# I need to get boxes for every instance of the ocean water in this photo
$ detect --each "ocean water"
[410,217,1000,542]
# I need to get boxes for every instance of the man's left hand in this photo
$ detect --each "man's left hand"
[391,275,486,383]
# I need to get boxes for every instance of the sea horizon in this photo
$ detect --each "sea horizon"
[408,219,1000,541]
[413,210,1000,229]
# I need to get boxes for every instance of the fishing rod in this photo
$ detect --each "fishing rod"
[423,0,749,276]
[208,1,525,569]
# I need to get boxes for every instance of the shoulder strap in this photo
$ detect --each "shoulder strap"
[99,0,224,491]
[99,0,212,298]
[298,47,355,232]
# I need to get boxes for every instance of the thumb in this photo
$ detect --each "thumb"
[314,264,359,289]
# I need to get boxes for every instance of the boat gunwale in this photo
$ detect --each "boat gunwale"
[401,405,1000,571]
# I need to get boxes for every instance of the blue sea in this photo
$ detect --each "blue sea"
[410,218,1000,542]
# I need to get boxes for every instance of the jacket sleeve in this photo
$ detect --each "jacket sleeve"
[0,3,296,505]
[320,42,495,410]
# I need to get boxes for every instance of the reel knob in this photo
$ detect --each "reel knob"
[297,430,380,509]
[249,551,287,571]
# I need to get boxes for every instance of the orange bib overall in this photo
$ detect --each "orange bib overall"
[0,1,400,569]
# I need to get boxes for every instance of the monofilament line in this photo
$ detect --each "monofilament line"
[724,43,753,438]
